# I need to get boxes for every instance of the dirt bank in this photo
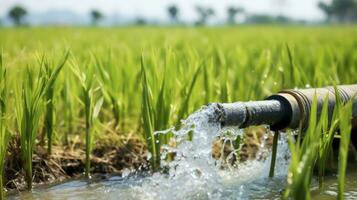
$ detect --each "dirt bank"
[4,137,148,192]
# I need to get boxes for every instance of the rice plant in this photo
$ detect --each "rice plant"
[337,100,353,199]
[141,56,160,170]
[155,73,172,145]
[317,95,338,187]
[0,53,10,200]
[43,53,69,154]
[0,111,7,200]
[283,90,354,199]
[141,52,182,169]
[61,67,75,145]
[175,64,201,128]
[94,54,122,129]
[283,94,322,199]
[15,54,68,190]
[15,67,46,190]
[71,61,103,178]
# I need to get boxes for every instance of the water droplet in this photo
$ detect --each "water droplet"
[147,152,152,160]
[121,168,131,178]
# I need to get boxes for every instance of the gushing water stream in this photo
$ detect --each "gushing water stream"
[127,104,291,199]
[12,105,292,200]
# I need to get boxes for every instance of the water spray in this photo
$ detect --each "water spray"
[213,84,357,177]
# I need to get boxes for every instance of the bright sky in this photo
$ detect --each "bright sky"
[0,0,330,22]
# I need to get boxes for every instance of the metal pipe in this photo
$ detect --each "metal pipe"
[214,84,357,130]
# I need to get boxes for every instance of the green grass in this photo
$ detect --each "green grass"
[0,26,356,194]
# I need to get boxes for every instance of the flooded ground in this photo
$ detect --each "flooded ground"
[8,105,357,200]
[312,164,357,200]
[9,166,357,200]
[9,174,285,200]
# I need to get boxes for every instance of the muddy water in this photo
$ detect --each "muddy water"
[9,167,357,200]
[311,164,357,200]
[8,105,357,200]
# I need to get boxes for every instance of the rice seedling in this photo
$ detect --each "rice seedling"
[155,73,172,144]
[337,100,353,199]
[94,54,122,129]
[42,53,69,155]
[0,112,7,200]
[15,67,47,191]
[71,61,103,178]
[140,52,178,168]
[317,95,338,187]
[0,53,10,200]
[175,64,202,129]
[283,88,354,199]
[15,53,68,190]
[283,94,321,200]
[203,64,211,104]
[141,56,160,169]
[61,67,75,145]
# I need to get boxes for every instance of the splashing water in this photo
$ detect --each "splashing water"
[11,105,292,200]
[127,104,291,200]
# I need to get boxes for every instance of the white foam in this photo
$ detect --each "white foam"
[129,104,291,200]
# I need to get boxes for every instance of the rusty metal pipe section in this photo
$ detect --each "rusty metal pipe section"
[215,84,357,130]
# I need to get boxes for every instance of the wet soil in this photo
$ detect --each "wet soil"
[4,137,148,192]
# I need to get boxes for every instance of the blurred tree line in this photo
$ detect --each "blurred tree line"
[90,10,104,25]
[318,0,357,23]
[8,6,28,26]
[1,1,356,27]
